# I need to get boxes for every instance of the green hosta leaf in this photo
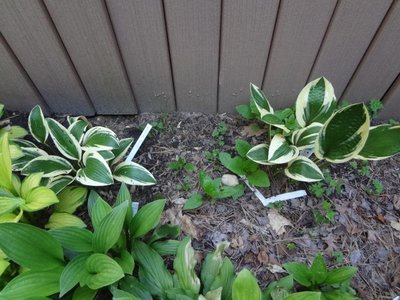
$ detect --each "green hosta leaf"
[132,241,173,296]
[148,224,181,244]
[0,267,63,300]
[47,175,74,194]
[247,135,299,165]
[49,226,93,253]
[20,172,43,198]
[0,208,23,223]
[151,240,180,256]
[324,266,357,285]
[47,118,81,160]
[29,105,49,143]
[283,262,312,287]
[7,125,28,139]
[250,83,273,117]
[111,287,141,300]
[98,150,115,161]
[235,139,252,157]
[113,161,156,186]
[201,241,229,294]
[247,169,270,187]
[183,193,203,210]
[263,275,293,300]
[72,286,97,300]
[261,114,290,133]
[210,257,235,300]
[0,133,13,191]
[173,237,200,294]
[291,122,323,150]
[115,183,133,224]
[296,77,336,127]
[93,201,128,253]
[76,151,114,186]
[284,156,324,183]
[232,269,261,300]
[89,194,112,230]
[284,291,321,300]
[54,185,87,213]
[115,249,135,274]
[130,199,165,238]
[119,275,153,300]
[68,119,89,143]
[236,104,256,120]
[310,254,328,285]
[0,259,10,276]
[315,103,370,163]
[21,155,73,177]
[0,196,24,215]
[83,253,124,290]
[0,223,64,270]
[21,186,59,212]
[45,212,86,229]
[111,137,134,165]
[357,124,400,160]
[82,126,119,151]
[202,288,223,300]
[60,254,90,297]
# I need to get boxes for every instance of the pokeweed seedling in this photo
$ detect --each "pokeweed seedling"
[236,78,400,184]
[167,156,196,172]
[219,139,270,188]
[367,99,384,119]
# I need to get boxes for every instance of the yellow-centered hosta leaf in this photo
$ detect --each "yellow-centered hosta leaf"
[45,212,86,229]
[22,186,59,212]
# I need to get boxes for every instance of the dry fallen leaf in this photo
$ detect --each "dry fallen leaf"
[267,209,292,235]
[266,264,286,274]
[181,215,201,240]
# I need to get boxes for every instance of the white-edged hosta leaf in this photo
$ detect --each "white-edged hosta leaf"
[113,161,156,186]
[0,267,63,300]
[21,186,59,212]
[111,138,134,165]
[246,144,269,165]
[83,253,124,290]
[82,126,119,151]
[47,118,81,160]
[10,138,37,148]
[284,156,324,182]
[68,119,89,144]
[232,269,261,300]
[45,212,86,229]
[28,105,48,143]
[260,114,290,133]
[20,172,43,198]
[0,134,13,191]
[291,122,323,150]
[92,201,128,253]
[76,151,113,186]
[47,175,75,194]
[98,150,115,161]
[0,196,24,215]
[21,155,73,177]
[12,146,48,171]
[49,226,93,253]
[357,124,400,160]
[250,83,273,117]
[0,223,64,270]
[173,237,201,294]
[54,185,88,214]
[296,77,336,127]
[130,199,166,238]
[59,254,90,297]
[315,103,370,163]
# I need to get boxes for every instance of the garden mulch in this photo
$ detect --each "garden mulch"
[9,111,400,299]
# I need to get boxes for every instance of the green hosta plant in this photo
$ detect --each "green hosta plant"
[283,254,358,299]
[0,184,176,299]
[13,105,155,190]
[0,103,28,141]
[238,78,400,183]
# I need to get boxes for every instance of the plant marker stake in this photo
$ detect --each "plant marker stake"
[125,123,153,213]
[125,123,153,162]
[242,177,307,206]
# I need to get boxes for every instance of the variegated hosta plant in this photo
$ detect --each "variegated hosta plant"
[239,77,400,182]
[12,105,155,190]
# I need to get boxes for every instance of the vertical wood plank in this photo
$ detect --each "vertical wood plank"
[342,1,400,104]
[263,0,337,108]
[0,35,48,113]
[309,0,391,98]
[380,75,400,120]
[218,0,279,113]
[164,0,220,113]
[44,0,137,114]
[0,0,94,115]
[106,0,175,112]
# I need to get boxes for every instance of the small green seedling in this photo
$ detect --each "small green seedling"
[286,242,297,251]
[331,251,344,263]
[219,139,270,188]
[167,156,196,172]
[367,99,384,119]
[212,121,229,147]
[313,200,335,224]
[283,254,357,298]
[371,179,384,195]
[177,176,192,192]
[149,115,167,136]
[309,172,342,198]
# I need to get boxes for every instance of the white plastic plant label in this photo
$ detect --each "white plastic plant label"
[125,123,153,162]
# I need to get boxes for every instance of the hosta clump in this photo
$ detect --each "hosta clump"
[13,105,155,190]
[237,77,400,183]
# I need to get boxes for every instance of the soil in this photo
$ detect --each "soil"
[6,111,400,299]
